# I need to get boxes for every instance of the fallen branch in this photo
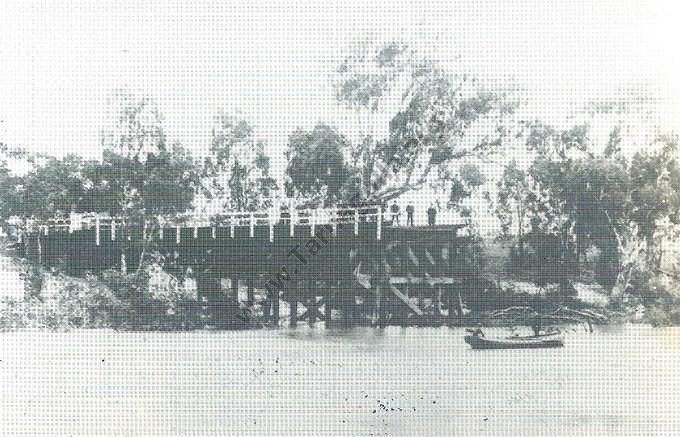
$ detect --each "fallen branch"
[554,307,608,323]
[488,306,535,318]
[656,268,680,281]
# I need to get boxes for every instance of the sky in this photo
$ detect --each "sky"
[1,0,679,175]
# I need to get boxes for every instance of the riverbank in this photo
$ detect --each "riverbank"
[0,275,671,332]
[1,237,676,332]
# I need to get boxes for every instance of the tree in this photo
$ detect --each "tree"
[434,162,487,214]
[334,40,516,203]
[101,91,166,162]
[202,114,277,212]
[93,97,201,272]
[496,160,533,256]
[17,155,93,219]
[285,123,351,205]
[627,135,680,268]
[0,144,22,221]
[523,118,680,294]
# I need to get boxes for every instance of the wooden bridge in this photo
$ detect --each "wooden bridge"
[14,205,477,327]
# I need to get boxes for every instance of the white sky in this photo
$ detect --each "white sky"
[1,0,679,173]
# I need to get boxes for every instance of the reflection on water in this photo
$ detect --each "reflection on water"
[1,324,679,436]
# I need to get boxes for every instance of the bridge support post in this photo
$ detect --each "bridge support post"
[247,277,254,305]
[271,291,279,325]
[354,209,359,235]
[308,297,316,327]
[434,286,442,318]
[95,214,100,246]
[447,289,458,326]
[373,283,382,326]
[289,292,297,328]
[324,286,332,326]
[37,233,42,265]
[231,276,239,301]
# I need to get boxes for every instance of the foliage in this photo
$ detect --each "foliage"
[83,144,200,217]
[333,39,516,203]
[202,113,277,212]
[495,160,532,240]
[13,155,95,219]
[285,123,352,205]
[511,120,680,294]
[101,93,166,161]
[0,145,22,220]
[98,269,203,330]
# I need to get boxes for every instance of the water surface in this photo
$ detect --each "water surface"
[1,324,679,436]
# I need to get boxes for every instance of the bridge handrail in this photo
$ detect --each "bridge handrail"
[15,204,388,233]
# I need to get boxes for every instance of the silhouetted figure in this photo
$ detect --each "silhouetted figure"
[427,204,437,226]
[390,202,400,225]
[406,204,415,227]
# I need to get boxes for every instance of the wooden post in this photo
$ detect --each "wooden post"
[111,221,116,241]
[289,209,295,237]
[159,225,163,240]
[37,233,42,265]
[290,296,297,327]
[193,225,198,239]
[324,286,332,326]
[434,286,442,318]
[376,206,382,240]
[95,214,100,246]
[305,281,316,327]
[308,297,317,327]
[120,253,126,273]
[331,208,337,236]
[272,291,280,325]
[211,226,216,239]
[249,212,255,238]
[374,283,382,326]
[231,276,239,301]
[43,225,48,236]
[354,208,359,236]
[310,210,316,236]
[247,277,254,305]
[447,289,457,326]
[176,225,181,244]
[230,215,235,239]
[269,210,274,243]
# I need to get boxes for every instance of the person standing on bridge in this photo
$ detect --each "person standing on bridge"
[390,202,401,225]
[406,203,415,227]
[427,203,437,226]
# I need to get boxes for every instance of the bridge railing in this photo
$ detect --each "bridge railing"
[15,204,469,245]
[17,205,387,236]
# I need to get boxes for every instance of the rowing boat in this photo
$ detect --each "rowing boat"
[464,330,564,349]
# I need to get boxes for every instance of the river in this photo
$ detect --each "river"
[1,324,679,436]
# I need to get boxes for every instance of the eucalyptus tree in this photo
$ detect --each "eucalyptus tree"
[284,123,351,206]
[334,40,516,204]
[202,113,277,212]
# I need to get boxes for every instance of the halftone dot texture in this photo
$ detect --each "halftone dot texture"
[1,0,680,436]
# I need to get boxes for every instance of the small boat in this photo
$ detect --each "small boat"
[464,329,564,350]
